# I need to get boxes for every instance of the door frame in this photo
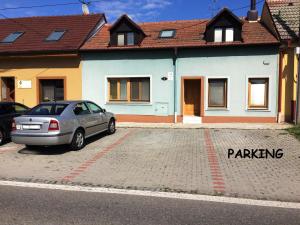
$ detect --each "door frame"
[37,76,67,103]
[0,76,15,102]
[181,76,205,117]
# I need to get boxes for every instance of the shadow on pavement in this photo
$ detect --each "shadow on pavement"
[17,131,111,155]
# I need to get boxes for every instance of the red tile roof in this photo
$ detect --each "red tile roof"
[0,14,105,55]
[81,18,279,51]
[266,0,299,41]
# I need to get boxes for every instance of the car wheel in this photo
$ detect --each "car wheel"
[70,129,85,151]
[107,119,116,135]
[0,129,4,145]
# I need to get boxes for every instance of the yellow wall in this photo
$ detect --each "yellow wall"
[0,55,82,108]
[280,48,298,122]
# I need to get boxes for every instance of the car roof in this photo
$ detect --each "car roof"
[38,100,91,105]
[0,102,21,105]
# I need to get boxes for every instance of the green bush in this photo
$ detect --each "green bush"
[287,126,300,140]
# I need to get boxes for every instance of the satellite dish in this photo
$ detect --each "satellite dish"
[82,3,90,15]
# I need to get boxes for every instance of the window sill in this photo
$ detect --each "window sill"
[246,108,270,112]
[206,108,229,111]
[105,102,152,106]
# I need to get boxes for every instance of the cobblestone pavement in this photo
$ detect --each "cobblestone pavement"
[0,128,299,202]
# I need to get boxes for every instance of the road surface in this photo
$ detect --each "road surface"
[0,185,299,225]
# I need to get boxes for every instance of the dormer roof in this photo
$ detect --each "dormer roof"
[109,14,146,36]
[206,8,243,28]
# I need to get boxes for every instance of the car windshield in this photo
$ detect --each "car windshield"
[26,104,68,116]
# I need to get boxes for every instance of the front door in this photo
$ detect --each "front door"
[39,79,64,102]
[1,77,15,102]
[184,79,201,116]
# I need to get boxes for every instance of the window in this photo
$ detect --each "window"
[225,28,234,42]
[39,79,64,102]
[45,30,65,41]
[86,102,102,114]
[214,27,234,42]
[127,32,134,45]
[117,33,125,46]
[159,30,176,38]
[108,77,150,103]
[208,79,227,108]
[248,78,269,109]
[214,28,222,42]
[13,103,28,113]
[73,103,91,116]
[27,104,68,116]
[1,32,24,43]
[117,32,135,46]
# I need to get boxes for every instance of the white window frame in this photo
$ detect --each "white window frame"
[214,28,223,43]
[245,75,271,111]
[117,33,125,46]
[205,76,230,111]
[225,28,234,42]
[105,75,152,105]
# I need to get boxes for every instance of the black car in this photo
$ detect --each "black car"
[0,102,29,145]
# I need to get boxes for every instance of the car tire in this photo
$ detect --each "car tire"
[70,129,86,151]
[0,129,4,146]
[107,119,116,135]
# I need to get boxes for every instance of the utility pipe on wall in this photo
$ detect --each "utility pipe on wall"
[173,48,178,123]
[296,47,300,124]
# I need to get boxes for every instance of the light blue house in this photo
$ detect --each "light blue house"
[81,8,279,123]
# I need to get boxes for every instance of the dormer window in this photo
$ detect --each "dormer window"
[214,28,223,42]
[1,31,24,43]
[225,28,234,42]
[117,32,134,46]
[214,27,234,42]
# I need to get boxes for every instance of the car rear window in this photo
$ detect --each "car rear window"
[27,104,68,116]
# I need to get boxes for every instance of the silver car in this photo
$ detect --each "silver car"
[11,101,116,150]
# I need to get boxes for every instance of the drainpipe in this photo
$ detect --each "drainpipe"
[173,48,178,123]
[278,51,283,122]
[296,46,300,124]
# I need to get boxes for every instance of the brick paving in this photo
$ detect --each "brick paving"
[0,128,299,202]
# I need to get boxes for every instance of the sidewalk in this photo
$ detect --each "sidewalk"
[117,122,293,130]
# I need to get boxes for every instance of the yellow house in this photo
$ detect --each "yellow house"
[0,14,105,108]
[261,0,299,122]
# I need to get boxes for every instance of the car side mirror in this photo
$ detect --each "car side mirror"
[102,109,106,113]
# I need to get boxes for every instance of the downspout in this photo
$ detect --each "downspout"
[278,51,283,122]
[173,47,178,123]
[296,49,300,124]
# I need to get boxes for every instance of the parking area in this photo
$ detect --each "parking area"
[0,128,299,202]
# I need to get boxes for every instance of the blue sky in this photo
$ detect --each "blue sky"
[0,0,264,22]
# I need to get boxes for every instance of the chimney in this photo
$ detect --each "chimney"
[81,0,90,15]
[247,0,258,22]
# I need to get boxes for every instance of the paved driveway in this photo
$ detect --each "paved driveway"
[0,128,299,202]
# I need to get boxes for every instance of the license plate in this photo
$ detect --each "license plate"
[22,125,41,130]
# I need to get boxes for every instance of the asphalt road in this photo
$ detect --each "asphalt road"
[0,186,299,225]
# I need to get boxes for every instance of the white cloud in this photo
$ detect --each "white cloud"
[92,0,173,22]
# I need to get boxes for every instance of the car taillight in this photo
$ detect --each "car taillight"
[12,119,16,131]
[48,120,59,131]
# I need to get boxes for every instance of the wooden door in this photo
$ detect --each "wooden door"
[1,77,15,102]
[184,79,200,116]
